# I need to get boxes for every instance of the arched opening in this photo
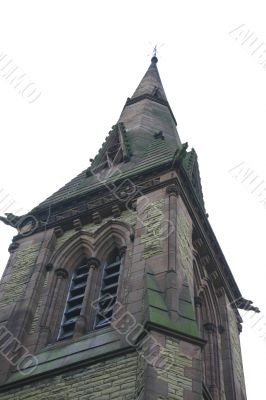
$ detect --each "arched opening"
[58,258,90,340]
[94,248,122,329]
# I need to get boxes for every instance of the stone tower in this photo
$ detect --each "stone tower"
[0,56,258,399]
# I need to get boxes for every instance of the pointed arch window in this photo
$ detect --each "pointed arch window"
[56,247,125,342]
[58,259,89,341]
[94,248,122,329]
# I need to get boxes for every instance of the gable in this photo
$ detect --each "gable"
[88,123,132,175]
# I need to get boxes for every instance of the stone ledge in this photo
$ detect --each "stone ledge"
[0,329,132,391]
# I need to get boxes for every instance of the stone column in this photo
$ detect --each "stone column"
[39,267,69,346]
[204,322,220,399]
[74,257,100,338]
[165,184,179,320]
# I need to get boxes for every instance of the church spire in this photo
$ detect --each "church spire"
[119,56,181,148]
[130,55,168,102]
[32,56,184,212]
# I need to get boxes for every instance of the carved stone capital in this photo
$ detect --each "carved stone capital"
[166,184,179,197]
[55,268,69,279]
[119,246,127,257]
[204,322,216,333]
[86,257,101,269]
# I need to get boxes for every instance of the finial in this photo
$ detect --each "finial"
[151,45,158,64]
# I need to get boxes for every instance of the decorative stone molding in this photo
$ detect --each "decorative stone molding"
[200,255,211,268]
[209,270,219,282]
[92,212,102,224]
[73,218,82,231]
[166,184,179,197]
[193,237,204,250]
[112,205,121,218]
[55,268,69,279]
[54,226,64,238]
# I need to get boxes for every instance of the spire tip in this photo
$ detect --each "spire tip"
[151,45,158,64]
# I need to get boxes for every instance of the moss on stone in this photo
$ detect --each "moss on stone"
[145,273,199,339]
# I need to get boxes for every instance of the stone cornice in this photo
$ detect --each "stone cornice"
[144,321,206,348]
[13,167,171,239]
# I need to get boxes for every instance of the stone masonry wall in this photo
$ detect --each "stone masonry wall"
[157,337,202,400]
[0,244,40,309]
[176,197,194,302]
[0,352,140,400]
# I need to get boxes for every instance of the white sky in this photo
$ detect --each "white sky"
[0,1,265,397]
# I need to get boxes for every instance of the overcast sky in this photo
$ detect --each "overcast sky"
[0,1,265,397]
